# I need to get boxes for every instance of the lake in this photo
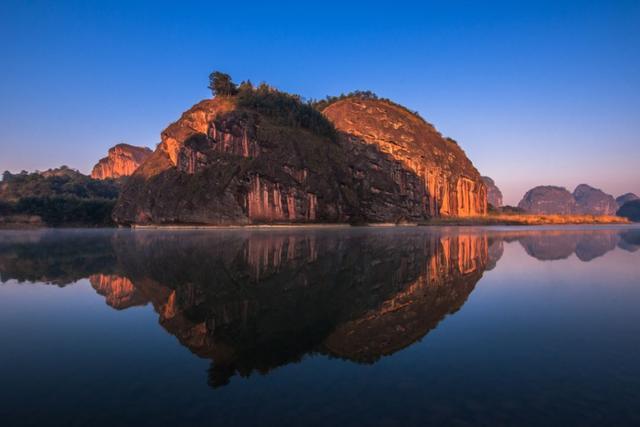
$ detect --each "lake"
[1,225,639,426]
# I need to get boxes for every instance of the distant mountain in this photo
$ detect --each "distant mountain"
[617,200,640,222]
[482,176,503,207]
[616,193,639,209]
[518,186,576,214]
[518,184,617,215]
[573,184,617,215]
[91,143,152,180]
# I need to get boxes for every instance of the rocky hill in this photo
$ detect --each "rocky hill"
[482,176,503,207]
[617,200,640,222]
[573,184,617,215]
[518,184,617,215]
[91,144,152,180]
[616,193,639,209]
[323,98,486,217]
[518,186,576,214]
[113,86,486,225]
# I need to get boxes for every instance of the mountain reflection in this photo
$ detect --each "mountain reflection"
[0,226,638,387]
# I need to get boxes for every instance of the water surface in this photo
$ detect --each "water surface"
[1,226,639,426]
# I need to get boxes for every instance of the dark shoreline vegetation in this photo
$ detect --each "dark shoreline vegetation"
[0,168,118,226]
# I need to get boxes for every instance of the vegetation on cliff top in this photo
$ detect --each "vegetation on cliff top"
[0,168,118,226]
[208,71,337,141]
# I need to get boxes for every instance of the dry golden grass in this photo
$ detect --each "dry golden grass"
[423,213,629,226]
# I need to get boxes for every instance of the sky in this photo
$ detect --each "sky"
[0,0,638,205]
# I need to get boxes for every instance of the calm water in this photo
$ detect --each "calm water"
[1,226,639,426]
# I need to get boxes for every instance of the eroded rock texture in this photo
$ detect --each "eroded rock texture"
[323,99,487,217]
[91,144,152,180]
[482,176,503,207]
[114,98,433,225]
[114,95,487,225]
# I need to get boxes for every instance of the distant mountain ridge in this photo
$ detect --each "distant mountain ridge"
[518,184,618,215]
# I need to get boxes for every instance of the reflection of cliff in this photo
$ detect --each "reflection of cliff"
[2,226,638,388]
[100,230,491,386]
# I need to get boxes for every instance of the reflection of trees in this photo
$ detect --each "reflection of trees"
[1,226,637,387]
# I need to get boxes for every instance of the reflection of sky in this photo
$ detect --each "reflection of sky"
[0,230,639,424]
[1,2,639,204]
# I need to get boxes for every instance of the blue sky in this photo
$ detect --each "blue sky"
[1,0,638,204]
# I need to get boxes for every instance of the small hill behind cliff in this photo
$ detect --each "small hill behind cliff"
[91,144,152,180]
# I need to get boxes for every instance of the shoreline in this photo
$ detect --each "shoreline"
[0,215,632,230]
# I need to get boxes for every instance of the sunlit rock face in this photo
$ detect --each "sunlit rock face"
[572,184,617,216]
[482,176,503,208]
[323,98,487,217]
[91,144,152,180]
[113,98,431,225]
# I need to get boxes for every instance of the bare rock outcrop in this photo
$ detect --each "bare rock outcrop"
[573,184,617,215]
[114,92,486,225]
[518,184,617,215]
[482,176,503,207]
[517,186,576,214]
[323,98,487,217]
[91,144,152,180]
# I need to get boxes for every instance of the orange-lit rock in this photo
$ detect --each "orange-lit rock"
[89,274,147,309]
[91,144,152,180]
[323,98,487,217]
[113,95,433,225]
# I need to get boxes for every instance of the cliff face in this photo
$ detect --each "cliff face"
[91,144,152,180]
[113,97,441,225]
[518,184,617,215]
[323,99,487,217]
[482,176,503,207]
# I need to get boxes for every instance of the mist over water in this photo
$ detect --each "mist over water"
[1,226,639,426]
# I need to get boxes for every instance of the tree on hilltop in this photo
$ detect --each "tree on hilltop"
[208,71,238,97]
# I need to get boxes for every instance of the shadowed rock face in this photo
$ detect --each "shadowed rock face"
[323,99,487,217]
[518,186,576,214]
[616,193,639,209]
[91,144,152,180]
[482,176,503,207]
[573,184,617,215]
[113,98,434,225]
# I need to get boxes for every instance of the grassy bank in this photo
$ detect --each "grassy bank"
[423,213,630,226]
